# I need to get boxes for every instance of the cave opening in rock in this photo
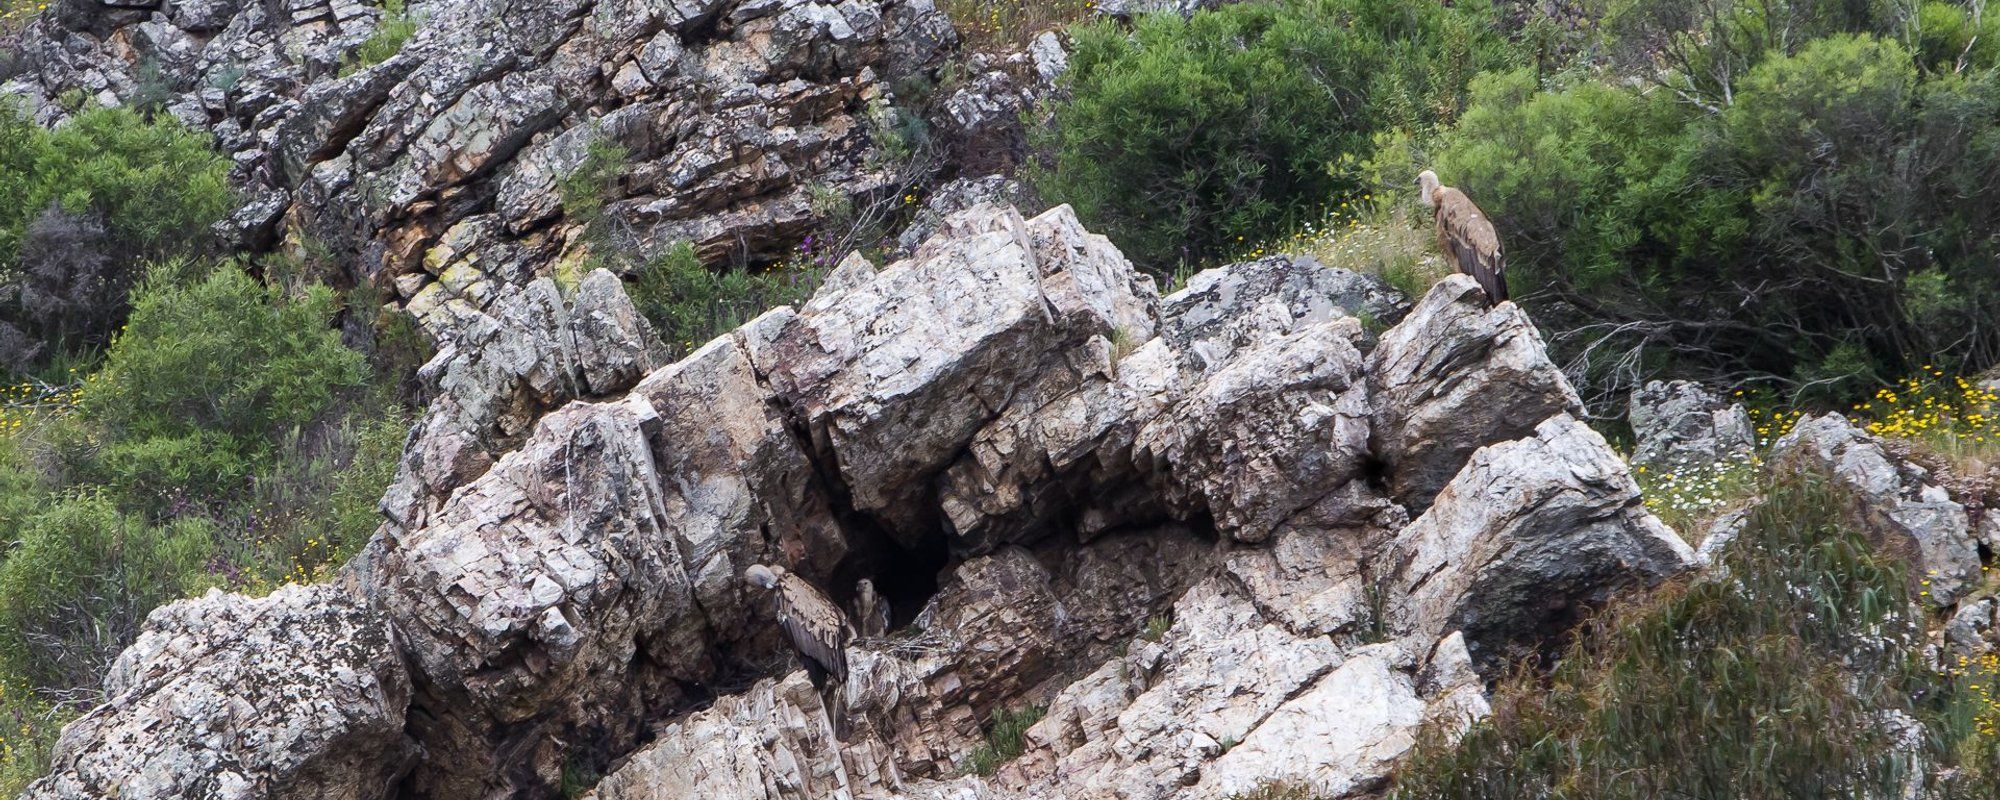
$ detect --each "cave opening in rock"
[844,521,953,631]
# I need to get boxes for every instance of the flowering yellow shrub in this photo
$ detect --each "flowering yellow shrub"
[1851,369,1998,445]
[0,374,83,436]
[0,1,45,34]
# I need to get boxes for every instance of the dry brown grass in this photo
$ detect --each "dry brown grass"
[940,0,1094,53]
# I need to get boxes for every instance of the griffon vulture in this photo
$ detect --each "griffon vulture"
[1417,170,1509,305]
[853,578,890,640]
[745,564,854,738]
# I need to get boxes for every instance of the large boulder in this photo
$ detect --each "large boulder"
[753,204,1155,545]
[1134,317,1383,543]
[1772,413,1983,605]
[1627,380,1757,470]
[361,329,845,798]
[1382,413,1696,663]
[1157,254,1408,372]
[581,673,868,800]
[24,584,415,800]
[1368,276,1583,510]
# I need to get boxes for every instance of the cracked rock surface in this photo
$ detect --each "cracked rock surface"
[25,205,1695,800]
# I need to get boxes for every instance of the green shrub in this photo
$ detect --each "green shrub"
[557,136,631,226]
[0,492,217,695]
[1435,32,2000,403]
[342,0,419,75]
[0,105,232,371]
[0,105,231,265]
[627,242,821,357]
[1032,0,1510,272]
[1390,469,1994,799]
[81,263,366,506]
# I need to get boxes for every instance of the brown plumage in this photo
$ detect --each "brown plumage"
[1418,170,1509,305]
[745,564,853,738]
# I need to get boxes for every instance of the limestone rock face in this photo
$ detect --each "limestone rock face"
[25,206,1694,800]
[1772,413,1983,605]
[1628,380,1757,470]
[1382,414,1697,663]
[23,584,415,800]
[362,329,844,797]
[1368,275,1583,510]
[583,673,864,800]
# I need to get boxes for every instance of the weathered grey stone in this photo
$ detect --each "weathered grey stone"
[1383,413,1696,664]
[24,584,415,800]
[1772,413,1983,606]
[1134,317,1379,543]
[1628,380,1757,470]
[754,204,1152,545]
[1190,645,1425,800]
[1369,274,1583,510]
[583,673,871,800]
[1160,254,1407,374]
[363,330,844,798]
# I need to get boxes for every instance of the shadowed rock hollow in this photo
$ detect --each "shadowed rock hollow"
[22,204,1696,800]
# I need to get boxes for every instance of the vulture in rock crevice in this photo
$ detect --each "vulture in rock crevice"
[853,578,890,640]
[1418,169,1509,306]
[745,564,854,739]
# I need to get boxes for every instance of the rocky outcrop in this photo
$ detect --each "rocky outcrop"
[1628,380,1756,470]
[5,0,1062,530]
[23,584,415,800]
[1772,413,1983,606]
[360,322,845,797]
[1382,413,1696,663]
[1367,276,1583,510]
[27,205,1692,800]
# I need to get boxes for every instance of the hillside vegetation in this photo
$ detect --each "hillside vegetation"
[2,0,2000,795]
[1031,0,2000,406]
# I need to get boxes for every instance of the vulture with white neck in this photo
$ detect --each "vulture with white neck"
[1417,169,1509,305]
[745,564,854,739]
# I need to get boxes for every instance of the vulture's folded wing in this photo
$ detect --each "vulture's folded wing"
[778,576,852,684]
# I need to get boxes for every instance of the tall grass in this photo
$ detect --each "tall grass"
[939,0,1092,52]
[1391,468,1997,799]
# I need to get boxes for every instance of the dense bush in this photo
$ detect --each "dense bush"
[0,104,232,373]
[0,493,217,694]
[1436,28,2000,404]
[1391,469,1997,799]
[80,263,367,506]
[1032,0,1511,271]
[0,258,408,791]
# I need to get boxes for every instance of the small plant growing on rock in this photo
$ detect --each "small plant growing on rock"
[1139,613,1171,642]
[341,0,420,76]
[626,242,822,357]
[557,136,632,227]
[958,705,1045,777]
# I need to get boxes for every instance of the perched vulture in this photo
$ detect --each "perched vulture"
[853,578,890,640]
[745,564,854,738]
[1417,170,1509,305]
